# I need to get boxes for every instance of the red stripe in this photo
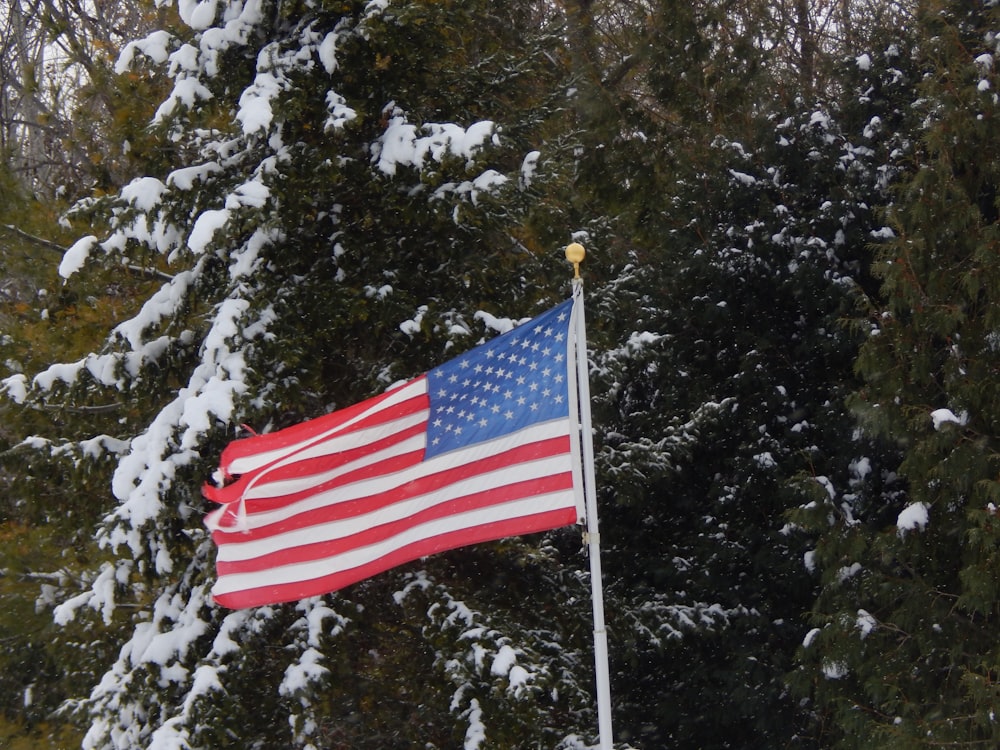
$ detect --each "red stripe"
[216,471,574,575]
[217,382,425,476]
[208,449,425,529]
[211,435,571,542]
[204,418,426,507]
[212,506,578,609]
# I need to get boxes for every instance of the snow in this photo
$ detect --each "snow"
[168,43,200,76]
[508,665,530,695]
[930,408,967,430]
[374,113,500,176]
[116,30,174,74]
[399,305,428,336]
[154,77,214,123]
[803,550,816,573]
[490,644,518,676]
[188,209,231,253]
[325,91,357,131]
[167,161,223,190]
[850,456,872,481]
[463,698,486,749]
[856,609,877,638]
[59,235,99,279]
[279,648,329,698]
[32,359,86,391]
[473,310,516,335]
[802,628,821,648]
[856,53,872,71]
[238,70,284,134]
[754,451,777,469]
[225,180,270,209]
[822,660,848,680]
[897,502,929,535]
[178,0,220,30]
[729,169,757,186]
[520,150,541,188]
[836,562,862,583]
[319,32,340,73]
[2,373,28,403]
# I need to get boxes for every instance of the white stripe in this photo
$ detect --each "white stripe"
[211,489,576,596]
[242,415,427,500]
[226,379,427,475]
[221,418,572,531]
[217,451,573,562]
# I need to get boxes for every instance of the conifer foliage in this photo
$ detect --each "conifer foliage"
[2,1,592,747]
[6,1,1000,748]
[795,3,1000,747]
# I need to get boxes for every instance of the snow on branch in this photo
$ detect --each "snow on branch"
[374,108,501,176]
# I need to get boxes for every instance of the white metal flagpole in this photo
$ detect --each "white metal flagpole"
[566,242,614,750]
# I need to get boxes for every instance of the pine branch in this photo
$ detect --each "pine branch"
[0,223,65,253]
[0,224,175,282]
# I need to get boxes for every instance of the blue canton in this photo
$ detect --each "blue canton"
[425,299,574,459]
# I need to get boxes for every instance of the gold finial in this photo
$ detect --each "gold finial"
[565,242,586,279]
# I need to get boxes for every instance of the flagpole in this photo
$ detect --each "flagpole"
[566,243,614,750]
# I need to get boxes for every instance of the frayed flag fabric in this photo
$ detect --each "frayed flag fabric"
[204,297,586,609]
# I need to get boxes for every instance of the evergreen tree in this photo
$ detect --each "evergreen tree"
[553,4,920,747]
[793,2,1000,747]
[1,1,605,747]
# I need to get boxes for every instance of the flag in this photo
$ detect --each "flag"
[204,297,585,609]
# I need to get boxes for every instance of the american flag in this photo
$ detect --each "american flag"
[205,298,584,609]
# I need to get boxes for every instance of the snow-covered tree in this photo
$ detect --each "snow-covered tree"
[1,1,609,747]
[794,3,1000,747]
[550,4,921,746]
